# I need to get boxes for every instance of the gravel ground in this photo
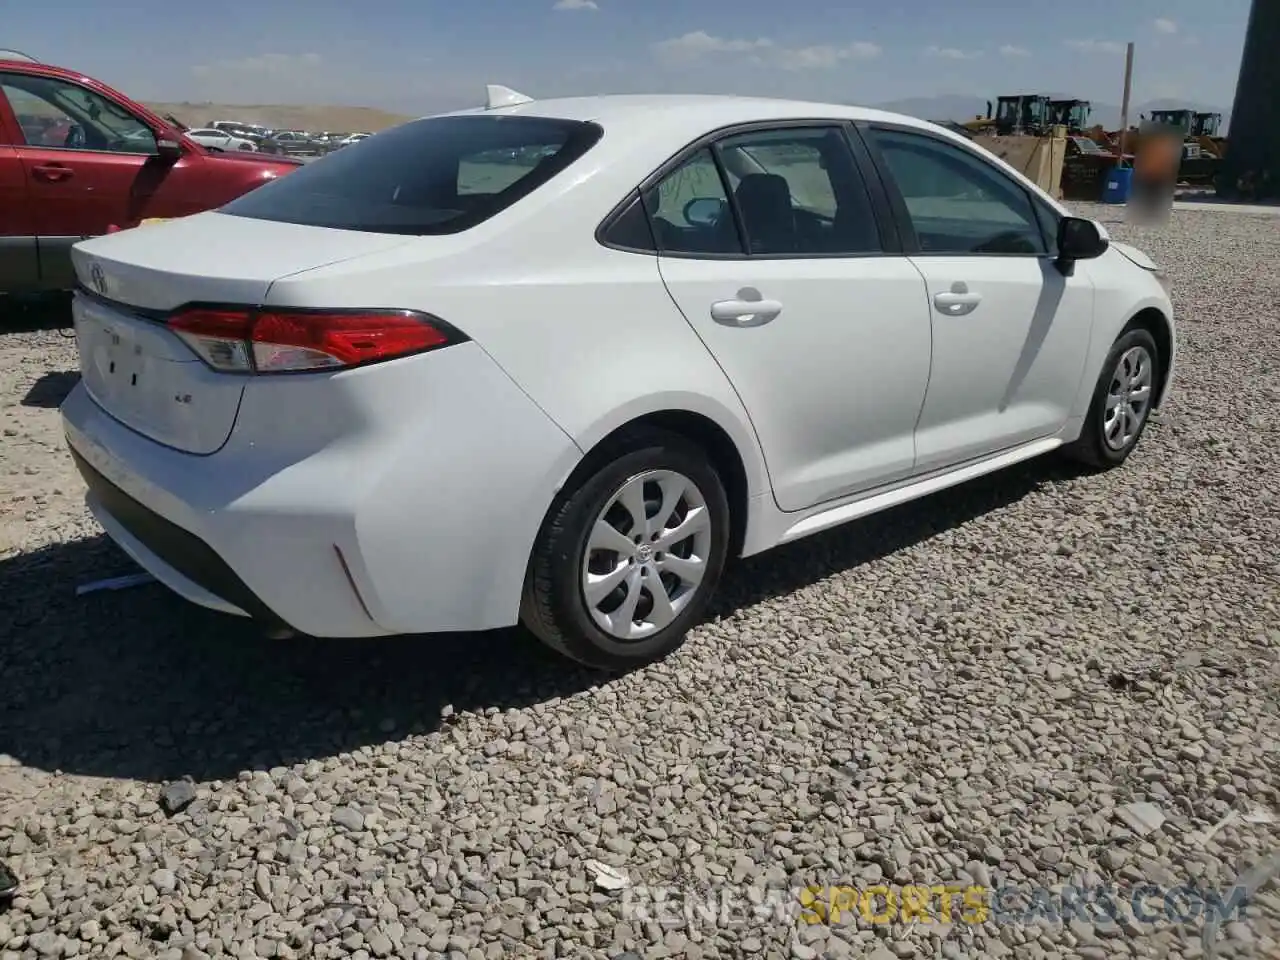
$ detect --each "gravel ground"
[2,202,1279,960]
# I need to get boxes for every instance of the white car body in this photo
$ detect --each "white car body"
[184,128,258,152]
[60,91,1175,661]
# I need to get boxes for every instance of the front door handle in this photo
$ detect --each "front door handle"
[933,282,982,316]
[32,163,74,183]
[710,291,782,327]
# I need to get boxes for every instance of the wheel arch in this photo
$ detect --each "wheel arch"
[1121,305,1175,408]
[547,402,767,562]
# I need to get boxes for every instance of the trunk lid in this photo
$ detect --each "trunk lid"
[69,213,417,455]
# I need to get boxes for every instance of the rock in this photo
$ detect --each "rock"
[1040,846,1064,866]
[150,868,177,893]
[331,806,365,831]
[1099,848,1128,871]
[28,931,62,956]
[159,781,197,815]
[367,931,394,957]
[1115,802,1166,836]
[255,865,272,900]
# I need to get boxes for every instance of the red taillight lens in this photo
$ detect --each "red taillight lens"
[167,307,462,374]
[168,308,256,372]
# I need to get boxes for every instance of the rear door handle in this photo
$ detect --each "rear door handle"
[710,297,783,327]
[933,283,982,316]
[32,163,74,183]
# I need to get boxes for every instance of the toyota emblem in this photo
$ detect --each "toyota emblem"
[90,263,107,295]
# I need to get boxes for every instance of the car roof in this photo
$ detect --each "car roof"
[438,93,940,143]
[427,91,1068,219]
[0,58,90,80]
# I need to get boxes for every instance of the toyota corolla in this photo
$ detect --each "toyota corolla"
[60,86,1175,669]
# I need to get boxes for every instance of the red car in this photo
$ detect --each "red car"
[0,52,304,295]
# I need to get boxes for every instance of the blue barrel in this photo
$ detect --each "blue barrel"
[1101,165,1134,203]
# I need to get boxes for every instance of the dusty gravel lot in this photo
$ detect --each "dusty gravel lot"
[2,202,1279,960]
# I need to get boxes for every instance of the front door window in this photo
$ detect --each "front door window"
[0,74,157,155]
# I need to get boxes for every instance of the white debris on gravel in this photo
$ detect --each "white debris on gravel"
[1,203,1279,959]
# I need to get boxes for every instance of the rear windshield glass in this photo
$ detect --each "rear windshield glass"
[220,114,603,235]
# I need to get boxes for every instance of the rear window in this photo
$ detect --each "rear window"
[220,114,604,235]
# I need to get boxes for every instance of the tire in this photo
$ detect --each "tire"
[521,428,731,671]
[1065,326,1161,469]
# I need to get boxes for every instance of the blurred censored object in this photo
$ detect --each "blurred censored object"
[1128,121,1181,225]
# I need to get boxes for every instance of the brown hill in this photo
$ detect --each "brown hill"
[142,102,415,135]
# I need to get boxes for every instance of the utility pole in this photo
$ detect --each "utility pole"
[1119,41,1135,157]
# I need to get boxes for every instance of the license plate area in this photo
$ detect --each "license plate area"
[96,324,146,390]
[69,294,249,455]
[74,298,190,411]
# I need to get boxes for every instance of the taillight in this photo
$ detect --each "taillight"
[167,307,464,374]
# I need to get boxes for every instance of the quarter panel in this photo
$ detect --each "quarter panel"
[464,250,771,499]
[211,344,581,634]
[275,235,773,502]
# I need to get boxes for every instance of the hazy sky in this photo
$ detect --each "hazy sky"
[8,0,1253,114]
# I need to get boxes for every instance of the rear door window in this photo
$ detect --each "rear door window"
[642,148,743,255]
[714,126,883,255]
[220,114,603,235]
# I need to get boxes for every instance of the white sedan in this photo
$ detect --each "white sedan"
[61,86,1174,669]
[183,127,258,152]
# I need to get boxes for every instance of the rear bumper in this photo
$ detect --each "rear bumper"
[71,447,283,626]
[59,341,583,638]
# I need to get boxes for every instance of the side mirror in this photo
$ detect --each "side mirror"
[1055,215,1108,274]
[683,196,724,227]
[155,133,183,161]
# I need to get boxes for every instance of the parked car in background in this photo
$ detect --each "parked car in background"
[59,88,1174,670]
[269,130,321,155]
[184,127,259,152]
[336,132,372,148]
[0,53,304,295]
[208,120,270,138]
[205,121,286,154]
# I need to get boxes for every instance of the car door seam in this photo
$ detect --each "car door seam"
[653,255,779,502]
[441,334,585,462]
[1066,263,1102,419]
[903,254,936,446]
